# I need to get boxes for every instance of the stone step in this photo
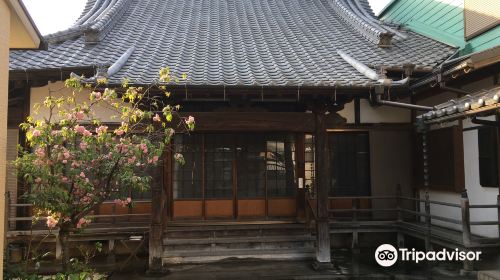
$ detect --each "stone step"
[165,224,310,238]
[162,248,315,264]
[164,234,315,245]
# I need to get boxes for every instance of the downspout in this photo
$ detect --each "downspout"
[337,50,432,111]
[70,46,135,82]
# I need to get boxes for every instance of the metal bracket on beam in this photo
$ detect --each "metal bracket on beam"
[471,117,500,127]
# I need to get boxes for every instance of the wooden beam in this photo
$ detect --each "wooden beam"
[178,112,346,132]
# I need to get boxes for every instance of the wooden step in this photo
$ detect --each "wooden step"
[163,234,315,245]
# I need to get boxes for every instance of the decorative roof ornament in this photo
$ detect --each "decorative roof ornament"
[44,0,131,44]
[329,0,395,47]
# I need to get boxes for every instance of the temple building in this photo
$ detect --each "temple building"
[6,0,500,273]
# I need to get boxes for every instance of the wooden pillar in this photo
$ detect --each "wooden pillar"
[461,190,471,247]
[496,114,500,238]
[147,154,168,275]
[396,185,405,248]
[351,198,359,253]
[424,191,432,251]
[312,106,333,270]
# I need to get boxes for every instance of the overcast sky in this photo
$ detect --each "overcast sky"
[23,0,392,35]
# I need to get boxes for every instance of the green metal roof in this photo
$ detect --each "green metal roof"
[379,0,500,55]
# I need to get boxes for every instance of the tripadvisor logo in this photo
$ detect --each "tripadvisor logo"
[375,244,481,267]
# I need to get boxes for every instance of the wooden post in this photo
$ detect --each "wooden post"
[461,190,471,247]
[351,198,359,252]
[147,155,168,275]
[424,191,432,251]
[396,185,405,248]
[497,192,500,239]
[312,105,333,270]
[460,190,474,274]
[305,188,311,229]
[107,239,116,265]
[496,114,500,238]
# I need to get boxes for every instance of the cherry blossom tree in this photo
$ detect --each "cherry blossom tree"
[14,68,194,271]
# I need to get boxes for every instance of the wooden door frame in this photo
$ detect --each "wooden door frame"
[169,131,300,220]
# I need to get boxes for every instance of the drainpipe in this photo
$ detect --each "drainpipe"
[337,50,432,111]
[70,46,135,82]
[375,94,434,111]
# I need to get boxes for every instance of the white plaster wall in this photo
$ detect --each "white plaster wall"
[360,99,411,123]
[417,79,499,238]
[30,81,124,123]
[337,99,411,124]
[337,100,355,123]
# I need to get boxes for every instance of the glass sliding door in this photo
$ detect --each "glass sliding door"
[204,134,235,218]
[171,133,297,220]
[172,134,203,218]
[266,134,297,217]
[236,134,266,218]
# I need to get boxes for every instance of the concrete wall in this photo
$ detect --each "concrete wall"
[1,1,11,277]
[417,77,499,238]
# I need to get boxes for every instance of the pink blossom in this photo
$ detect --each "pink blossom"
[76,217,91,229]
[80,172,86,178]
[63,151,71,159]
[115,129,124,136]
[61,176,68,183]
[75,111,85,120]
[140,143,148,153]
[74,125,86,135]
[62,160,68,164]
[32,129,41,137]
[153,114,161,122]
[80,142,88,150]
[96,125,108,134]
[152,155,159,163]
[114,198,132,207]
[91,91,102,100]
[35,147,45,158]
[46,216,58,229]
[71,161,80,168]
[185,116,195,125]
[34,177,42,183]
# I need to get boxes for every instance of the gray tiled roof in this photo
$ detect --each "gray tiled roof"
[9,0,456,87]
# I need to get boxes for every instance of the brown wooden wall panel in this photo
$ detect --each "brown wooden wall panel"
[237,199,266,217]
[267,198,296,217]
[131,201,151,214]
[98,203,115,215]
[173,200,203,218]
[329,198,371,209]
[205,200,233,218]
[414,125,465,192]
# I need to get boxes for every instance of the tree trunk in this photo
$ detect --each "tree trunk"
[58,225,71,272]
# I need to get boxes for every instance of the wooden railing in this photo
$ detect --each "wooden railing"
[304,186,500,249]
[5,193,151,235]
